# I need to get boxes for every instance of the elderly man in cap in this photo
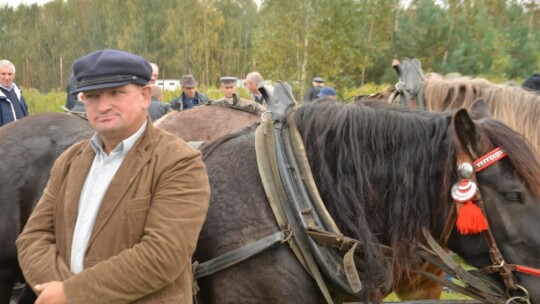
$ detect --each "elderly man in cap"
[303,76,324,102]
[170,74,209,111]
[217,76,266,112]
[17,49,210,304]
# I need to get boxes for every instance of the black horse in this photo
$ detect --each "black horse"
[0,113,94,302]
[195,99,540,303]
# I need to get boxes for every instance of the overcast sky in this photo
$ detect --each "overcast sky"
[0,0,53,7]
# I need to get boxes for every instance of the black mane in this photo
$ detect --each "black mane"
[292,100,456,278]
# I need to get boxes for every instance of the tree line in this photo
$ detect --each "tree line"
[1,0,538,97]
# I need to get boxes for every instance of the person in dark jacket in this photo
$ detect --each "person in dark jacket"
[522,73,540,93]
[65,74,80,110]
[169,75,208,111]
[148,85,171,121]
[0,59,29,127]
[303,77,324,102]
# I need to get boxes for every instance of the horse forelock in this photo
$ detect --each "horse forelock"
[424,77,540,156]
[292,100,456,280]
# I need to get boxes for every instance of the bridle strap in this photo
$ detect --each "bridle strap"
[473,147,507,172]
[470,147,540,290]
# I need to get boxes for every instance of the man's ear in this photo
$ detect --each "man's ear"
[141,85,152,108]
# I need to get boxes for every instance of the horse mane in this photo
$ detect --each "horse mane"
[424,77,540,155]
[292,99,456,286]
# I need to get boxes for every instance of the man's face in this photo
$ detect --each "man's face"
[221,84,236,98]
[245,79,259,94]
[150,68,158,84]
[182,86,196,99]
[0,65,15,88]
[82,84,150,144]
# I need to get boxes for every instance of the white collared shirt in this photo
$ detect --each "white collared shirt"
[0,84,13,91]
[70,121,147,273]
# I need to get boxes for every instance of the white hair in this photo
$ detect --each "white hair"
[246,71,263,84]
[0,60,15,72]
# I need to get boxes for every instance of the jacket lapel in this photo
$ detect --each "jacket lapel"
[63,143,95,257]
[86,124,153,247]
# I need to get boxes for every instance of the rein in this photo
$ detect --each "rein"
[443,146,540,303]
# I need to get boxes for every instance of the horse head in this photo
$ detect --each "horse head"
[448,99,540,303]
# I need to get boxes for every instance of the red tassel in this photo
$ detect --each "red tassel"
[456,201,488,235]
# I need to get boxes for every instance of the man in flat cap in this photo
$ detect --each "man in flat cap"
[17,49,210,304]
[170,74,209,111]
[217,76,266,112]
[303,76,324,102]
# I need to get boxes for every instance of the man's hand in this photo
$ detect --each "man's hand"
[35,281,67,304]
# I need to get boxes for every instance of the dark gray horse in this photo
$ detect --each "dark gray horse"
[0,113,94,303]
[195,99,540,303]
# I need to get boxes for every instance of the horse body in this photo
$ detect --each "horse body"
[197,100,540,303]
[196,129,325,303]
[155,105,260,142]
[0,113,94,302]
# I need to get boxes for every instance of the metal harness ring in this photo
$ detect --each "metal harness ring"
[506,285,530,304]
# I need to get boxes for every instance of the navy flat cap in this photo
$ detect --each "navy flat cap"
[72,49,152,93]
[220,76,237,85]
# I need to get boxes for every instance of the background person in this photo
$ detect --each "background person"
[16,49,210,304]
[315,86,336,100]
[245,71,272,106]
[148,84,171,121]
[65,74,79,110]
[522,72,540,93]
[149,62,159,84]
[170,74,208,111]
[303,76,324,102]
[217,76,266,113]
[0,59,29,127]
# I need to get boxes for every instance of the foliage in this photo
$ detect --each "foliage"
[1,0,539,95]
[24,88,65,113]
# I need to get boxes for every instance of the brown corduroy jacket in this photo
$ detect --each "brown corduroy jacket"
[17,122,210,303]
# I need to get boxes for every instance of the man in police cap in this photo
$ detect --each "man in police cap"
[303,76,324,102]
[217,76,266,112]
[17,49,210,304]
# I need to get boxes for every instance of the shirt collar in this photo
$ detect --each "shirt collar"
[0,84,13,91]
[91,120,148,156]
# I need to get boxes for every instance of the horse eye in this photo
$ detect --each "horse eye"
[504,192,521,202]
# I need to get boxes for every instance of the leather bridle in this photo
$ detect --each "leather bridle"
[447,146,540,303]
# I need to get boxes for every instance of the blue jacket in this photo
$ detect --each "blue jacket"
[0,83,29,127]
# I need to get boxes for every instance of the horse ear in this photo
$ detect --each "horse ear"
[470,98,491,119]
[452,108,478,158]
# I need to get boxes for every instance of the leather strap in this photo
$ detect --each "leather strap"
[194,231,286,279]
